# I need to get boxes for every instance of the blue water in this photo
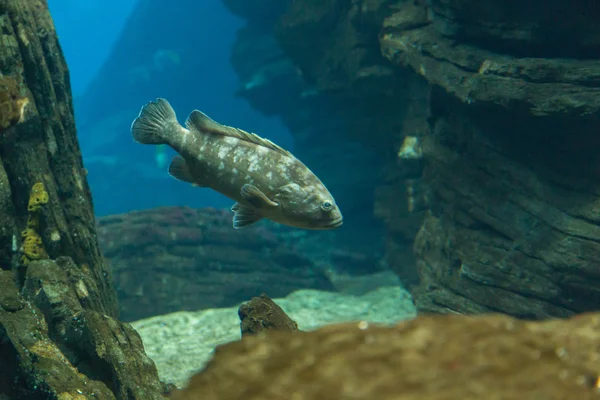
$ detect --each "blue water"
[48,0,139,98]
[48,0,294,216]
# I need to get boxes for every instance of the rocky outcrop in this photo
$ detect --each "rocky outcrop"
[0,1,166,398]
[2,258,166,399]
[245,0,600,319]
[222,0,425,285]
[380,0,600,318]
[238,293,300,336]
[171,311,600,399]
[96,206,337,321]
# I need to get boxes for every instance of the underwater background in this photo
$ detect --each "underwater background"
[42,0,418,386]
[2,0,600,398]
[49,0,294,215]
[47,0,396,324]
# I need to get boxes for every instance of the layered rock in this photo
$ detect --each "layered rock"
[96,206,337,321]
[231,0,600,319]
[379,0,600,318]
[0,1,166,397]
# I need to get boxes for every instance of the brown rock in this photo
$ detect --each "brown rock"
[0,0,116,314]
[380,4,600,118]
[22,258,165,399]
[170,312,600,399]
[1,257,167,399]
[238,293,300,336]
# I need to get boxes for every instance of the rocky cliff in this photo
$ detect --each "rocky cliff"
[380,0,600,318]
[0,1,167,398]
[224,0,600,318]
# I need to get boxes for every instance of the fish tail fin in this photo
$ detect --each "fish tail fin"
[131,98,180,145]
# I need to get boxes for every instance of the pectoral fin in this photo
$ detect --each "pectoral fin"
[168,156,194,183]
[168,155,206,187]
[231,203,262,229]
[240,184,279,208]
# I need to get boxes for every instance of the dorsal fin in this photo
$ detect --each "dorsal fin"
[185,110,292,157]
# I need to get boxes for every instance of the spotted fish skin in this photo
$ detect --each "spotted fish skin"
[130,98,343,230]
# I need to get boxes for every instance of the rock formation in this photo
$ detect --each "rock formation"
[0,1,166,398]
[96,206,336,322]
[238,293,300,336]
[379,0,600,317]
[229,0,600,318]
[170,311,600,399]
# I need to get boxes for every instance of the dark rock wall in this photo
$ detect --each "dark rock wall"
[0,1,166,398]
[228,0,600,318]
[380,0,600,318]
[223,0,424,284]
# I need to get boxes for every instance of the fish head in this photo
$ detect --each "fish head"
[274,183,343,230]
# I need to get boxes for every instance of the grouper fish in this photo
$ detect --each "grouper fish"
[130,98,343,230]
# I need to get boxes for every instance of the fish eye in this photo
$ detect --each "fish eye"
[321,201,333,211]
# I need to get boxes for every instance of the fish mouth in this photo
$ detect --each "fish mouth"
[323,216,343,229]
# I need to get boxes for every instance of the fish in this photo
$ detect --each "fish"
[130,98,343,230]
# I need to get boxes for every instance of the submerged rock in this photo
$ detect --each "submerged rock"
[238,293,300,336]
[171,312,600,399]
[132,286,415,387]
[380,2,600,117]
[96,206,337,321]
[1,258,167,399]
